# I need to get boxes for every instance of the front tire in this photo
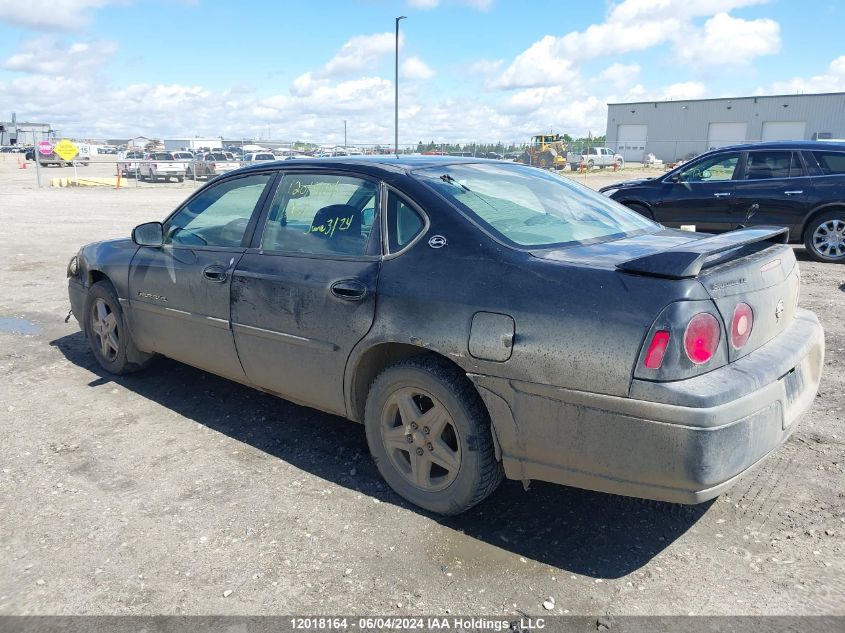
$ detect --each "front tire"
[83,281,153,375]
[364,356,503,515]
[804,211,845,263]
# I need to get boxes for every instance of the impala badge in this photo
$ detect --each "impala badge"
[775,299,784,321]
[428,235,447,249]
[138,291,168,302]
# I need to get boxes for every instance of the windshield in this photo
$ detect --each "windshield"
[414,163,658,249]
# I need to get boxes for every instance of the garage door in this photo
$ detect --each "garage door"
[761,121,807,141]
[617,124,647,162]
[707,122,747,150]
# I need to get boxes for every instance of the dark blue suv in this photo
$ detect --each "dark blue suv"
[599,141,845,263]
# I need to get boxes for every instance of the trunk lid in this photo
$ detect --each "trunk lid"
[696,242,799,361]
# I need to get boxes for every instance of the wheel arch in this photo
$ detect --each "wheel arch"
[620,200,655,219]
[346,341,468,424]
[799,203,845,241]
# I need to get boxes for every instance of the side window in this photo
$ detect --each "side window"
[812,151,845,175]
[261,173,378,256]
[678,153,740,183]
[164,173,273,247]
[744,151,801,180]
[387,191,425,253]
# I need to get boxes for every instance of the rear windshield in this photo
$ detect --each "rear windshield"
[414,163,657,249]
[154,152,174,160]
[208,153,228,160]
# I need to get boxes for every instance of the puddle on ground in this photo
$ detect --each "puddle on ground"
[0,316,41,335]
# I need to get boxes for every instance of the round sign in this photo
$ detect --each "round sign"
[38,141,53,156]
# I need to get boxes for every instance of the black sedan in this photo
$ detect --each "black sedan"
[67,157,823,515]
[599,141,845,263]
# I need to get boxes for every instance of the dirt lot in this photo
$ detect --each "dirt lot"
[0,157,843,617]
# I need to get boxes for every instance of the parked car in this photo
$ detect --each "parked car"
[187,152,241,180]
[568,146,624,171]
[66,157,823,515]
[117,151,146,177]
[243,152,277,162]
[599,141,845,263]
[138,152,187,183]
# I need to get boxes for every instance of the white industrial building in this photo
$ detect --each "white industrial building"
[605,91,845,163]
[165,138,223,151]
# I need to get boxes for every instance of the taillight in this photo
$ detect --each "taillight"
[644,330,670,369]
[730,303,753,349]
[211,162,216,169]
[684,313,720,364]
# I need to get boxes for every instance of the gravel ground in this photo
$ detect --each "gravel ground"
[0,158,843,617]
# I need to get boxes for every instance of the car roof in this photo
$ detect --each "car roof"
[711,140,845,152]
[236,154,508,175]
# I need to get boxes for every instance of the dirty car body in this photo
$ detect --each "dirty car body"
[67,157,824,514]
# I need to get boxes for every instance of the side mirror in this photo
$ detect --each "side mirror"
[132,221,164,247]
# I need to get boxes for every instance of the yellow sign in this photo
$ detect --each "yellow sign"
[54,139,79,162]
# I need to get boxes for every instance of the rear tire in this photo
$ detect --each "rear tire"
[804,211,845,263]
[364,356,503,515]
[83,281,154,375]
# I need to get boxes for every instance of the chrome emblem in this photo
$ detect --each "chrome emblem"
[428,235,447,249]
[775,299,785,321]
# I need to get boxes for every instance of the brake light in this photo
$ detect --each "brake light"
[684,313,720,364]
[644,330,670,369]
[211,162,216,169]
[730,303,753,349]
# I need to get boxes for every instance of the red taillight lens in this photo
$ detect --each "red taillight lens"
[730,303,753,349]
[684,313,720,364]
[644,330,671,369]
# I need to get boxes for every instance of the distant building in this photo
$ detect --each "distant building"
[0,119,51,145]
[605,91,845,162]
[165,138,223,151]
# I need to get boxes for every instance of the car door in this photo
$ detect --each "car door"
[128,171,276,381]
[731,150,813,236]
[651,151,741,232]
[230,171,382,416]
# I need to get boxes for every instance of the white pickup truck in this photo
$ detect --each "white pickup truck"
[139,152,187,183]
[188,152,241,180]
[567,146,624,171]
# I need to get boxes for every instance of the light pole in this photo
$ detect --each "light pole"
[394,15,406,156]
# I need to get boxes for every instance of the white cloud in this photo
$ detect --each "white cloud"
[0,0,118,31]
[675,13,780,69]
[2,37,116,75]
[597,63,641,88]
[768,55,845,94]
[408,0,439,8]
[488,36,580,89]
[401,56,435,80]
[657,81,707,100]
[320,32,401,78]
[491,0,777,90]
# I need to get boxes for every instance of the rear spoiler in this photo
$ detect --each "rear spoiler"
[617,226,789,279]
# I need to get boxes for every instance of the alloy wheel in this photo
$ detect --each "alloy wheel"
[380,387,461,492]
[90,298,120,362]
[812,218,845,259]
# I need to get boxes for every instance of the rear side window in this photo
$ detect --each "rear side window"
[386,192,425,253]
[744,151,803,179]
[813,151,845,175]
[260,174,378,256]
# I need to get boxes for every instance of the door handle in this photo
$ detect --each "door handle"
[202,264,228,282]
[331,279,367,301]
[784,190,804,195]
[713,192,732,197]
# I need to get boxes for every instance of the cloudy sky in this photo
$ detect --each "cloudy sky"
[0,0,842,144]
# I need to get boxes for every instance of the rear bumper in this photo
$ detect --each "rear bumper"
[470,309,824,504]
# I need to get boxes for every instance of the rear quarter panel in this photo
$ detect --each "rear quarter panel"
[355,178,708,398]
